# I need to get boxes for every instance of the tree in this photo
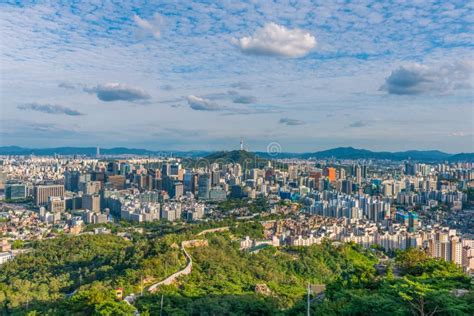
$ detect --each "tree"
[395,278,438,316]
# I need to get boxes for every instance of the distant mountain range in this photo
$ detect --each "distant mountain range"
[258,147,474,162]
[0,146,472,162]
[0,146,210,158]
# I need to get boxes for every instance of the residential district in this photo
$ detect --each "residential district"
[0,150,473,275]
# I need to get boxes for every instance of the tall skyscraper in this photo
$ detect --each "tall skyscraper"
[0,171,5,190]
[355,165,362,185]
[197,173,211,200]
[211,171,220,186]
[288,165,298,181]
[408,212,419,232]
[404,162,418,176]
[341,180,353,194]
[64,170,81,192]
[339,168,346,180]
[326,167,336,182]
[184,173,198,194]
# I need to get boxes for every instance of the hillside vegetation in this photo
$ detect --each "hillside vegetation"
[0,224,472,315]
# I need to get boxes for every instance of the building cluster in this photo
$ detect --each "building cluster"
[240,216,474,274]
[115,191,205,223]
[0,208,48,240]
[307,191,391,221]
[1,156,471,214]
[0,154,472,271]
[0,157,218,226]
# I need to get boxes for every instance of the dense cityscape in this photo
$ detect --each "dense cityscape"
[0,145,472,314]
[2,0,474,315]
[1,148,474,268]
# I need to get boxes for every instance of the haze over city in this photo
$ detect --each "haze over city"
[1,1,473,152]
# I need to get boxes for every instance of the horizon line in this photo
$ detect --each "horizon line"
[1,144,473,155]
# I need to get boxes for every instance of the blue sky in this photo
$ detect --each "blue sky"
[0,0,473,153]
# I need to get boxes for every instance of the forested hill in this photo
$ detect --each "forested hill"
[0,221,472,315]
[204,150,258,163]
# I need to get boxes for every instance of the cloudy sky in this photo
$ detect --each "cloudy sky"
[1,0,473,153]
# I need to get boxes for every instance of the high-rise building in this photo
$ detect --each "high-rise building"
[211,171,220,186]
[5,183,26,200]
[107,162,119,175]
[450,236,462,265]
[0,172,6,190]
[408,212,419,232]
[339,168,346,180]
[197,173,211,200]
[91,171,105,184]
[107,175,126,190]
[309,172,322,190]
[64,170,81,192]
[161,164,170,177]
[341,180,353,194]
[288,165,298,181]
[230,184,243,199]
[170,182,184,199]
[79,181,101,194]
[233,164,242,177]
[404,162,418,176]
[355,165,362,185]
[396,211,409,226]
[34,184,65,206]
[361,165,368,179]
[170,163,181,176]
[48,196,66,213]
[184,173,198,193]
[83,193,101,212]
[326,167,336,182]
[383,182,393,197]
[177,169,185,181]
[66,195,82,210]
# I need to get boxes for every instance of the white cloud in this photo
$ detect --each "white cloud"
[232,23,316,58]
[1,2,473,152]
[84,83,151,102]
[17,103,84,116]
[381,60,473,95]
[186,95,222,111]
[133,13,163,39]
[449,131,470,137]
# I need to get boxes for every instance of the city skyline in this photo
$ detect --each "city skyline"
[1,2,473,313]
[1,1,473,152]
